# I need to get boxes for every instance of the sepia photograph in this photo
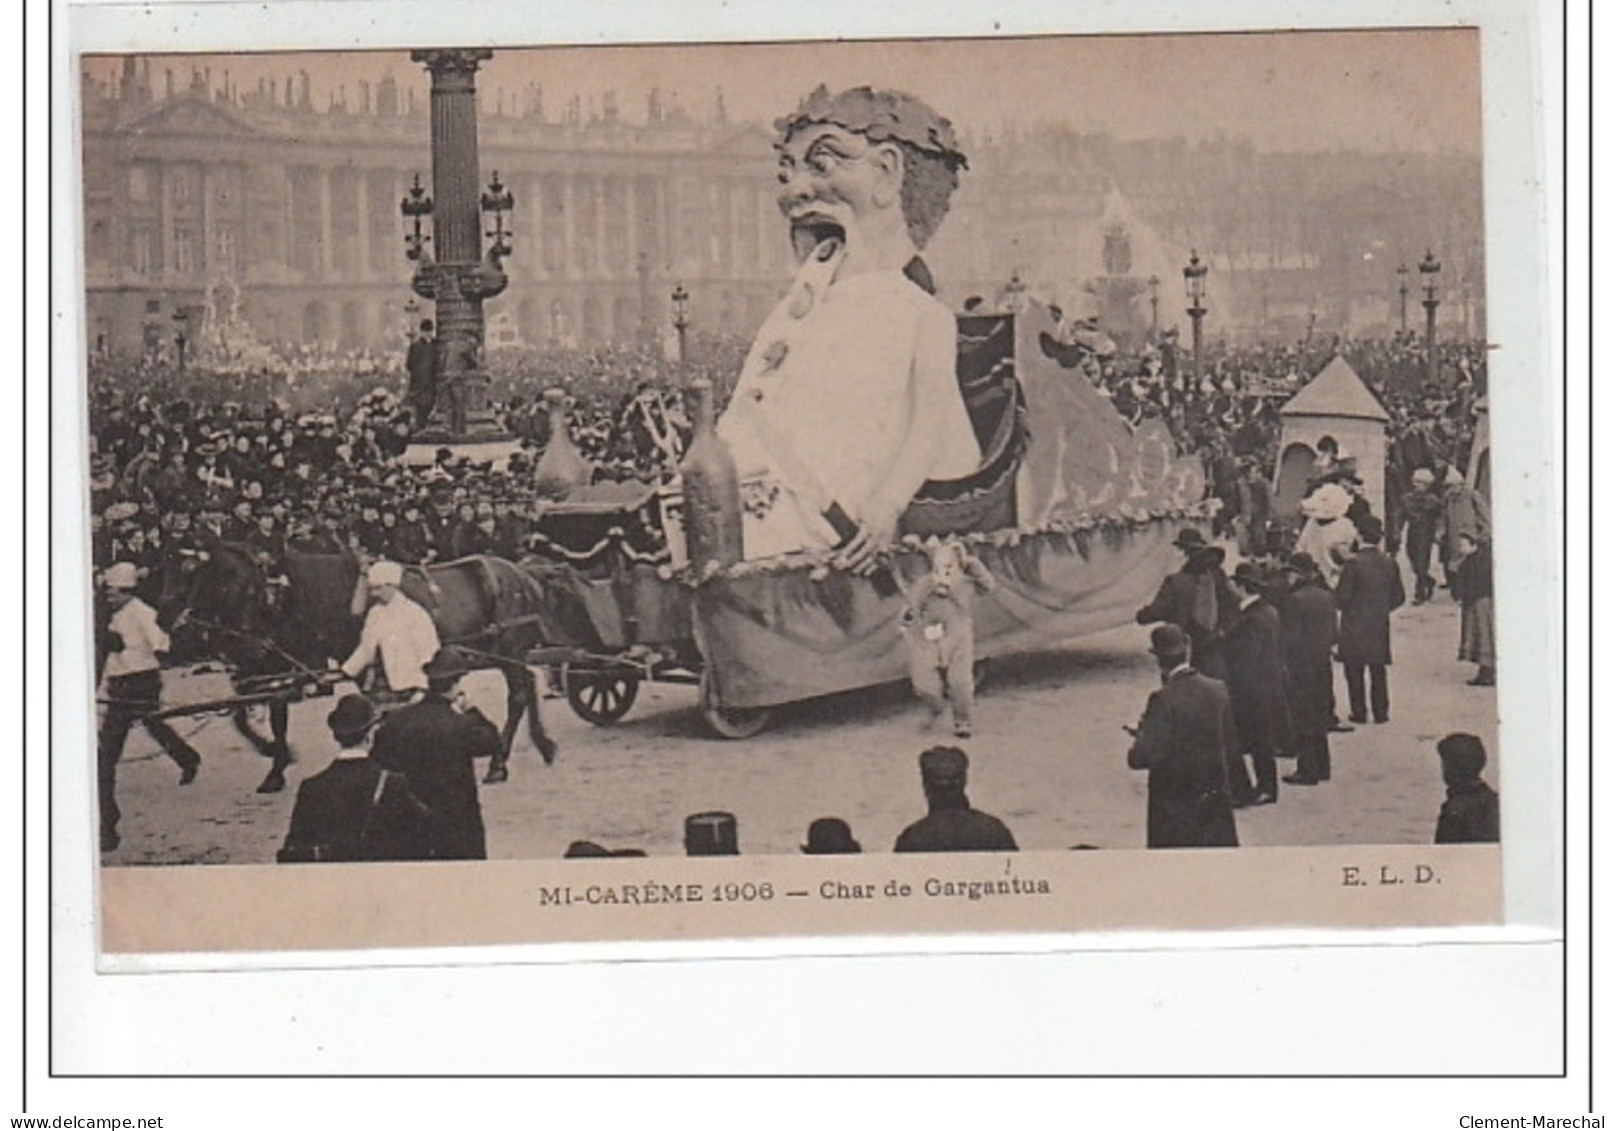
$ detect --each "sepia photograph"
[63,23,1536,957]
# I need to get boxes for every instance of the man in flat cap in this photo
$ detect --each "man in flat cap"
[1334,515,1405,725]
[1125,624,1240,849]
[277,694,434,864]
[371,649,499,859]
[339,559,440,705]
[1433,733,1499,844]
[717,85,981,569]
[893,746,1017,853]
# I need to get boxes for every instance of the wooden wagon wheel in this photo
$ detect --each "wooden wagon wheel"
[562,664,641,726]
[698,669,772,740]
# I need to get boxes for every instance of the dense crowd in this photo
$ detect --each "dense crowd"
[85,315,1489,612]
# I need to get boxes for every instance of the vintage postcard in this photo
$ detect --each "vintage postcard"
[56,10,1558,974]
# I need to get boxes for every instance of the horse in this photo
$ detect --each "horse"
[160,543,559,793]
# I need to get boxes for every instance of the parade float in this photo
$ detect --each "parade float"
[525,298,1213,737]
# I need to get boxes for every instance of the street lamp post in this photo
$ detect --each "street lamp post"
[1147,274,1160,340]
[671,284,690,367]
[1418,250,1441,386]
[1183,251,1208,387]
[1396,263,1410,335]
[399,48,513,443]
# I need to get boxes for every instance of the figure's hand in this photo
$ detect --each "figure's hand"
[836,513,896,576]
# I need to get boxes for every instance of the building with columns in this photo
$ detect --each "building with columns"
[80,58,1485,358]
[81,59,795,359]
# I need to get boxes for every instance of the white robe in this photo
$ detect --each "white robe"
[717,256,980,560]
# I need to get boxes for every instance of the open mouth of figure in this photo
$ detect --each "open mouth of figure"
[789,215,846,264]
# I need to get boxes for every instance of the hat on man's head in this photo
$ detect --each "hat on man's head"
[1436,732,1488,780]
[1355,515,1385,545]
[1411,467,1436,487]
[801,817,862,855]
[366,560,404,587]
[684,811,740,856]
[1172,528,1211,552]
[1149,623,1190,659]
[562,840,612,859]
[919,745,970,789]
[103,562,140,590]
[326,694,378,740]
[422,648,472,687]
[1231,561,1267,590]
[1284,551,1319,577]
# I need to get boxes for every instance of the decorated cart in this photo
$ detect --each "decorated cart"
[524,300,1211,737]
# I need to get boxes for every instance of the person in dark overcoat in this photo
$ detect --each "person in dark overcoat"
[370,649,500,860]
[1276,553,1337,786]
[406,320,438,430]
[1433,732,1500,844]
[1334,515,1405,724]
[1222,562,1290,806]
[1135,527,1240,680]
[277,694,435,864]
[1126,624,1240,848]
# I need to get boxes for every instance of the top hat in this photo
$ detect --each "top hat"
[800,817,862,855]
[326,693,378,739]
[683,811,740,856]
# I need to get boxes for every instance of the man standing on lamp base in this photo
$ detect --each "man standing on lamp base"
[717,86,982,572]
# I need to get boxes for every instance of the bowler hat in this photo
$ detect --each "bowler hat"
[1232,561,1267,589]
[423,648,473,684]
[684,811,739,856]
[1284,551,1319,576]
[801,817,862,855]
[1149,623,1190,658]
[326,693,378,738]
[1172,528,1211,552]
[1355,515,1385,544]
[919,746,970,788]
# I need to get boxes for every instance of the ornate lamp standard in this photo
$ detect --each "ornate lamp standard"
[1147,274,1160,340]
[1418,249,1441,386]
[671,284,690,367]
[1183,250,1208,387]
[1396,262,1410,335]
[399,48,513,442]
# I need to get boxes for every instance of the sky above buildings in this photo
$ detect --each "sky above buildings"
[83,28,1482,156]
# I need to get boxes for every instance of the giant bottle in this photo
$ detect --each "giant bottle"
[677,379,743,570]
[532,387,593,499]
